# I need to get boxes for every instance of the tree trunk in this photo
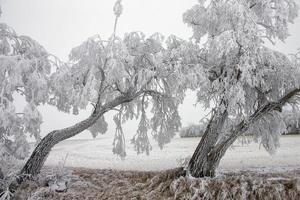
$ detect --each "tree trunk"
[187,109,228,177]
[199,120,248,177]
[0,167,3,179]
[20,93,138,178]
[188,88,300,178]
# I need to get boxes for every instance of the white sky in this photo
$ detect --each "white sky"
[1,0,300,140]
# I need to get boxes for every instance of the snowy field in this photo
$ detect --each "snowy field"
[44,135,300,172]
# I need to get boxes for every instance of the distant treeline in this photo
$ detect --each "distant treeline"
[179,123,206,138]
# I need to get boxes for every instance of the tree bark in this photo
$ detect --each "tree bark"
[188,88,300,178]
[20,92,139,178]
[187,109,228,177]
[0,167,3,179]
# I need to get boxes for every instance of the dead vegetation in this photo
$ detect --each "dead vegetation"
[12,167,300,200]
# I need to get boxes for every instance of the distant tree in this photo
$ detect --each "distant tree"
[179,123,206,138]
[182,0,300,177]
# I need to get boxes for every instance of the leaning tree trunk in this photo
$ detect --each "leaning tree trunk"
[188,88,300,178]
[20,92,138,178]
[187,109,228,177]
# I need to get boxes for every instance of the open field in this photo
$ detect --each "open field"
[44,135,300,172]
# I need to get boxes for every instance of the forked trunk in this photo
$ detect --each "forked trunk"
[187,88,300,178]
[195,120,248,177]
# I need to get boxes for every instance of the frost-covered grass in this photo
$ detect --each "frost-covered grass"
[14,168,300,199]
[43,135,300,172]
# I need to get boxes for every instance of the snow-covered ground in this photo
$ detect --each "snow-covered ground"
[44,135,300,172]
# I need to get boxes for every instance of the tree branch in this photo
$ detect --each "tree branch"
[211,88,300,159]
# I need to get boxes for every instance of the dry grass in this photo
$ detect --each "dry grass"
[13,167,300,200]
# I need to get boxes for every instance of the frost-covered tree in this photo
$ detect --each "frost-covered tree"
[3,0,300,183]
[282,107,300,134]
[182,0,300,177]
[0,21,51,160]
[19,1,189,177]
[179,123,206,138]
[0,8,55,183]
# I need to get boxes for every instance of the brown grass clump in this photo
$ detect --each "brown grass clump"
[13,167,300,200]
[170,171,300,200]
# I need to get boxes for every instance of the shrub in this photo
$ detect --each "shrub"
[179,123,206,138]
